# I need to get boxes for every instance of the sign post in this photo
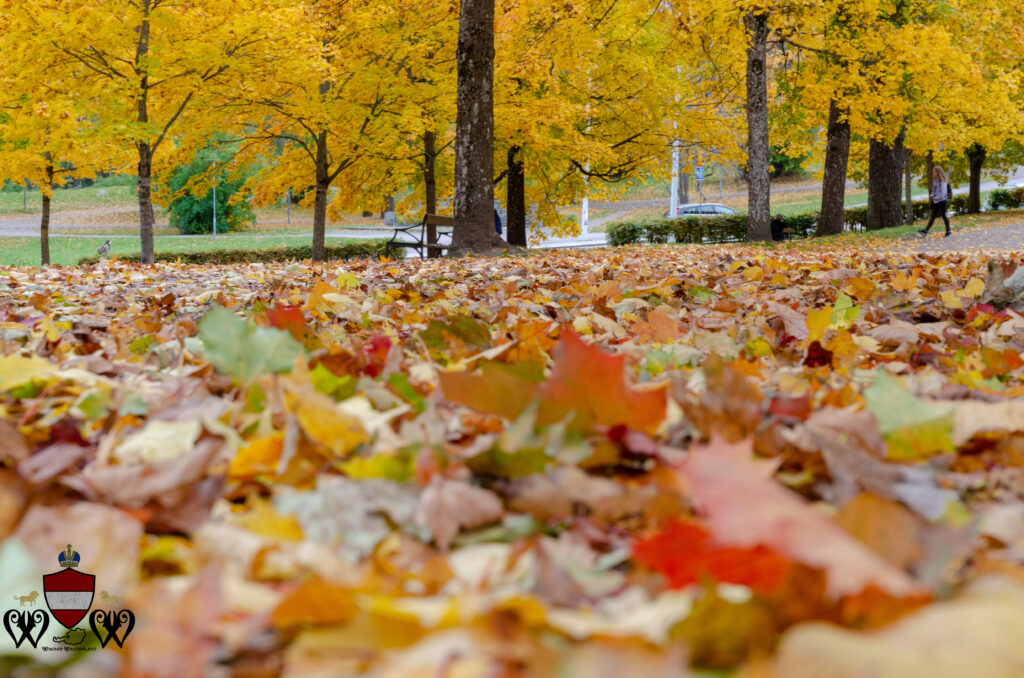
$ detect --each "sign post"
[696,165,704,214]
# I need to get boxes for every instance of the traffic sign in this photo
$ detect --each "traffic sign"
[695,165,705,182]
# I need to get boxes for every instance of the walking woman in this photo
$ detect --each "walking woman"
[919,167,952,237]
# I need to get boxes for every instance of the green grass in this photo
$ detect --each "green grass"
[0,184,140,215]
[0,233,339,266]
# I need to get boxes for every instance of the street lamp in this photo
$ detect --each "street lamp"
[211,160,218,240]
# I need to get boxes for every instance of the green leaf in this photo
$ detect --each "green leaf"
[419,316,493,362]
[831,292,860,329]
[198,305,302,384]
[388,373,426,413]
[864,371,955,459]
[311,363,356,401]
[129,335,155,355]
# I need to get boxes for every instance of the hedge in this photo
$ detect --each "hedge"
[990,187,1024,211]
[77,240,391,266]
[604,197,979,247]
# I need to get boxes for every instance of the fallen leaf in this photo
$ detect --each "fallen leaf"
[679,438,924,599]
[768,576,1024,678]
[414,477,504,550]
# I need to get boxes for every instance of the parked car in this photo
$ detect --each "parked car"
[664,203,738,218]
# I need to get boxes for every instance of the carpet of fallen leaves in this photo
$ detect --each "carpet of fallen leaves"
[5,245,1024,677]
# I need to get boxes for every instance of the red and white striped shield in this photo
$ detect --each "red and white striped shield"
[43,568,95,629]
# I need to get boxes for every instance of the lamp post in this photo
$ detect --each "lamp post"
[210,160,218,240]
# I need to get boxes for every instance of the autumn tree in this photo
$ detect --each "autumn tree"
[0,7,124,265]
[7,0,268,263]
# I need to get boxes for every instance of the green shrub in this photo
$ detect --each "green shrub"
[1012,187,1024,208]
[164,145,256,235]
[77,240,390,266]
[989,188,1024,210]
[769,146,809,179]
[785,213,817,238]
[948,194,969,215]
[843,207,869,231]
[606,221,645,246]
[644,220,673,244]
[671,217,702,244]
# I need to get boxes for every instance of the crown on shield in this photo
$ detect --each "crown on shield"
[58,544,80,569]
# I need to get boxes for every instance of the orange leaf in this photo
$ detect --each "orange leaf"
[633,520,791,594]
[229,433,284,480]
[678,438,925,599]
[271,579,356,627]
[537,331,667,435]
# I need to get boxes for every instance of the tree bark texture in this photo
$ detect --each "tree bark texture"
[866,130,906,230]
[424,131,439,257]
[451,0,505,255]
[744,11,771,241]
[506,145,526,247]
[905,153,914,224]
[680,173,690,205]
[40,164,53,267]
[925,151,935,196]
[137,146,156,264]
[818,99,850,236]
[967,144,986,214]
[135,1,155,264]
[312,131,329,262]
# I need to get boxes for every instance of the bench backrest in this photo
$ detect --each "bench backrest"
[424,214,454,227]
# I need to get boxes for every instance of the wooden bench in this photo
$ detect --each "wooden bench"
[385,214,453,259]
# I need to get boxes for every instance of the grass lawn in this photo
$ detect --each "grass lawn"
[0,233,343,267]
[0,183,139,215]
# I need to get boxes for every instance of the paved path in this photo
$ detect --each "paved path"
[901,219,1024,253]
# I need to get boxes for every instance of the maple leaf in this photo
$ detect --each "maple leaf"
[414,477,504,551]
[536,331,667,435]
[633,520,792,594]
[198,305,302,385]
[863,372,955,459]
[678,438,925,599]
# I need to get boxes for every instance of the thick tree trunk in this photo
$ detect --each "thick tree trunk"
[818,100,850,236]
[680,173,690,205]
[967,144,986,214]
[424,131,439,257]
[744,11,771,241]
[451,0,505,255]
[312,131,329,262]
[506,145,526,247]
[135,1,155,264]
[905,153,914,224]
[137,145,156,264]
[866,130,906,230]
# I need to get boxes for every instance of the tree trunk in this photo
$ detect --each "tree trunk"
[744,11,771,241]
[310,131,329,262]
[383,194,396,226]
[925,151,934,194]
[506,145,526,247]
[905,152,914,224]
[40,164,53,267]
[866,130,906,230]
[967,144,986,214]
[818,99,850,236]
[451,0,504,255]
[424,131,439,257]
[135,0,155,264]
[137,145,156,264]
[680,173,690,205]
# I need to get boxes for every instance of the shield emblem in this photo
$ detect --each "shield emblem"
[43,568,95,629]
